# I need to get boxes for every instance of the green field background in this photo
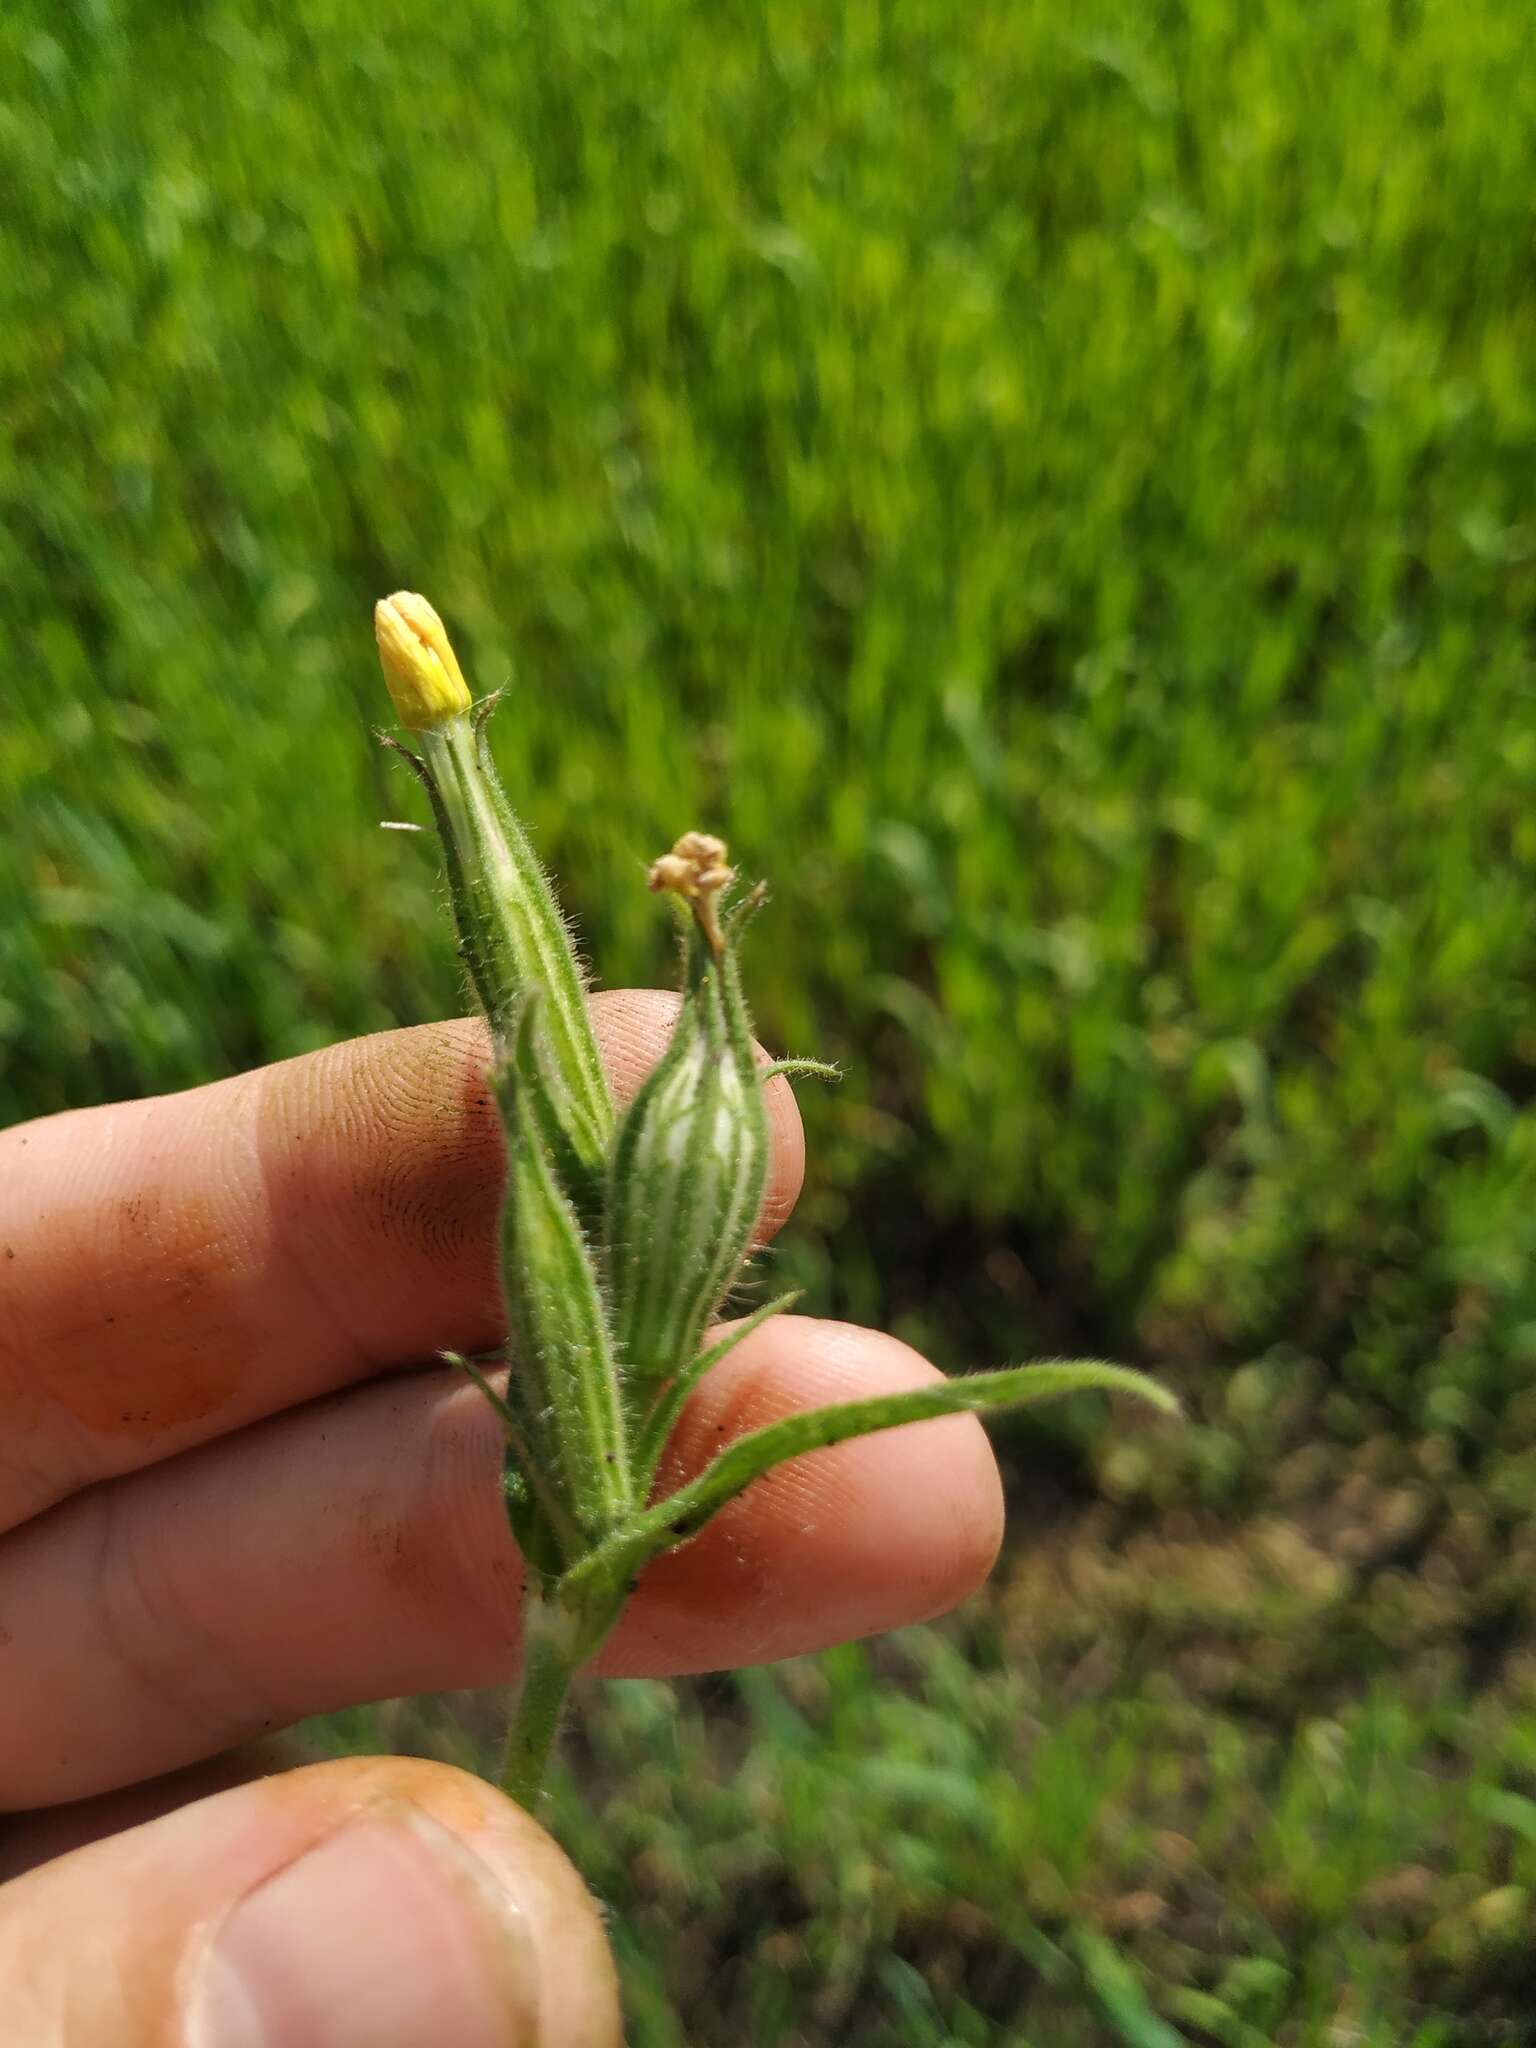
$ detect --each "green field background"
[6,1,1536,2038]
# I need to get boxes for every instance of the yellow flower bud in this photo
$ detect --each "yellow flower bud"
[374,590,473,730]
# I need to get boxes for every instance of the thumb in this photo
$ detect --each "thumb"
[0,1755,621,2047]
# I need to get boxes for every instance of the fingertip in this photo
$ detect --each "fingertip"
[190,1757,622,2048]
[195,1809,540,2048]
[278,1759,623,2048]
[366,1760,621,2048]
[0,1755,622,2048]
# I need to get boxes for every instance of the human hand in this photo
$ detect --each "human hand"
[0,995,1004,2043]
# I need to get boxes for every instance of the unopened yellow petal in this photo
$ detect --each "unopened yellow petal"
[374,591,473,730]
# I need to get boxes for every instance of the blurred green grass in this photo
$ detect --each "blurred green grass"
[6,0,1536,2035]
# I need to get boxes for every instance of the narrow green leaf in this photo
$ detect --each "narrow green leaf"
[633,1289,804,1479]
[562,1360,1178,1606]
[759,1057,841,1084]
[1073,1931,1189,2048]
[444,1351,577,1589]
[443,1350,574,1586]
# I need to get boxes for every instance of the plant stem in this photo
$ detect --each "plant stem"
[500,1588,582,1810]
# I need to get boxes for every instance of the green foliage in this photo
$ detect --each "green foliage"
[10,0,1536,1360]
[326,1644,1536,2044]
[7,0,1536,2034]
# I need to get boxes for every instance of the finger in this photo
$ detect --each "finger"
[0,1317,1003,1807]
[0,992,804,1530]
[0,1755,619,2048]
[0,1739,313,1882]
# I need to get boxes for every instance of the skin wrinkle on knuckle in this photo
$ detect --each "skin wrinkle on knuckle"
[336,1372,523,1683]
[86,1482,279,1771]
[339,1024,496,1239]
[254,1055,404,1379]
[0,1098,264,1523]
[418,1378,526,1652]
[255,1023,507,1371]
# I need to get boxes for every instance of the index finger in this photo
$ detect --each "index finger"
[0,994,805,1533]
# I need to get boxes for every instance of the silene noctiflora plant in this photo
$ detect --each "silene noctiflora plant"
[372,591,1177,1810]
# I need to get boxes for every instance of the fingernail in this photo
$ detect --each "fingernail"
[194,1808,539,2048]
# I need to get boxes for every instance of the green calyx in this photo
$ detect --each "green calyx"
[605,905,770,1476]
[377,599,1178,1811]
[386,703,613,1220]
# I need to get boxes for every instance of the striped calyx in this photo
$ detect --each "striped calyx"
[375,591,613,1215]
[606,838,769,1468]
[417,708,613,1210]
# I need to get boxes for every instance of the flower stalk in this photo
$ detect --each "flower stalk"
[375,592,1178,1810]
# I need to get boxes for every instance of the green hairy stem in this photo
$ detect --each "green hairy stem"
[375,596,1178,1809]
